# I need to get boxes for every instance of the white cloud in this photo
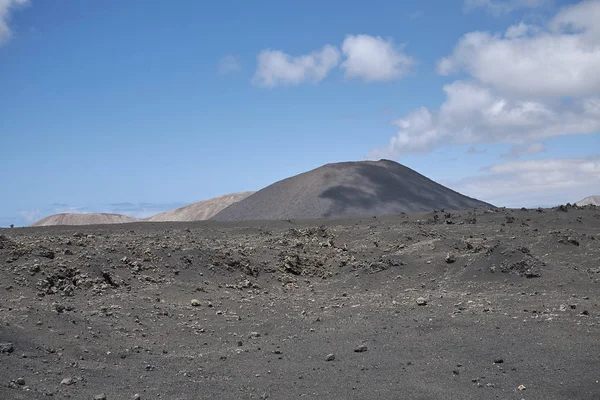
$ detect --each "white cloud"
[504,22,539,38]
[253,34,416,86]
[0,0,28,46]
[464,0,548,15]
[370,1,600,159]
[448,156,600,207]
[218,55,242,75]
[551,0,600,42]
[368,81,600,158]
[440,1,600,98]
[500,141,545,158]
[341,35,415,82]
[253,45,340,87]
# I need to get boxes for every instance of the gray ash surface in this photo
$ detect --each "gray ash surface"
[1,206,600,399]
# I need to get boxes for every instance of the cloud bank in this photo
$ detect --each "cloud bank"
[369,0,600,159]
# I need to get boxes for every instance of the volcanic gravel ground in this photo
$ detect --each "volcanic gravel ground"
[1,206,600,399]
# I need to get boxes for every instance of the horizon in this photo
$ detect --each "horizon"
[2,0,599,226]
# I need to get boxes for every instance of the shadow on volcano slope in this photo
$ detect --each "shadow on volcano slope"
[319,161,489,217]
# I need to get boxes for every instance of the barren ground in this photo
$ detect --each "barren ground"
[1,206,599,399]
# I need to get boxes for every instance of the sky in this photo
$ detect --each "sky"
[1,0,599,226]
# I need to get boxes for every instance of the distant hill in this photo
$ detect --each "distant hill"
[146,192,254,222]
[576,195,600,206]
[212,160,492,221]
[32,213,139,227]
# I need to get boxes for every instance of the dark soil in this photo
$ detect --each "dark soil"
[1,206,599,399]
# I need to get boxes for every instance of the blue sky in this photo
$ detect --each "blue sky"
[1,0,599,226]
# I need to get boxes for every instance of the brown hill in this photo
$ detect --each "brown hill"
[212,160,492,221]
[146,192,254,222]
[31,213,139,227]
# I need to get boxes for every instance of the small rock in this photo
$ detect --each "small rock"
[94,394,107,400]
[60,377,74,386]
[0,342,14,353]
[15,377,25,386]
[190,299,201,307]
[445,253,456,263]
[416,297,428,306]
[354,345,368,353]
[132,395,141,400]
[518,384,526,391]
[325,353,335,361]
[249,332,261,339]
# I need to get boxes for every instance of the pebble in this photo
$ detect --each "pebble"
[94,394,107,400]
[354,345,368,353]
[60,377,74,386]
[190,299,201,307]
[326,353,335,361]
[416,297,428,306]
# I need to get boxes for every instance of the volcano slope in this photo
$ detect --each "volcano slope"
[147,192,255,222]
[212,159,491,221]
[1,205,600,399]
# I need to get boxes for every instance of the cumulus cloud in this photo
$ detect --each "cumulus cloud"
[500,142,545,158]
[253,45,340,87]
[0,0,28,45]
[439,1,600,98]
[253,34,416,87]
[368,81,600,158]
[218,55,242,75]
[448,156,600,207]
[464,0,548,15]
[370,0,600,159]
[341,35,415,82]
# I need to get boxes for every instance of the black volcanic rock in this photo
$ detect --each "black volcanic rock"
[212,160,492,221]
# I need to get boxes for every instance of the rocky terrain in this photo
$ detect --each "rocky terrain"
[2,205,600,399]
[213,160,491,221]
